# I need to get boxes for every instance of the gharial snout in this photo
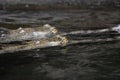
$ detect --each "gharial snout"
[56,35,69,46]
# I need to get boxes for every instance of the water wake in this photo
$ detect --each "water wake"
[62,25,120,36]
[69,36,120,45]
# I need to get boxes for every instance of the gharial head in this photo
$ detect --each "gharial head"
[43,24,58,34]
[56,35,69,46]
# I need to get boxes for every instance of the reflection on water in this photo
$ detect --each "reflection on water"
[0,10,120,80]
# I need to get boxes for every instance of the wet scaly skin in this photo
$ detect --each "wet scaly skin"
[0,24,58,43]
[0,35,68,54]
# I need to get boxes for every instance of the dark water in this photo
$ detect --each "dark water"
[0,10,120,80]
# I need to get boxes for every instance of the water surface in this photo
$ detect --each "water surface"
[0,10,120,80]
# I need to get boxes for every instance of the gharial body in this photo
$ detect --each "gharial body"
[0,24,58,43]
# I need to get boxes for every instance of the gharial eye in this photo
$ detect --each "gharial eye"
[18,27,23,30]
[43,24,51,28]
[35,41,40,44]
[19,29,25,33]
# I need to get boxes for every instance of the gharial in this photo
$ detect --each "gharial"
[0,24,58,43]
